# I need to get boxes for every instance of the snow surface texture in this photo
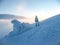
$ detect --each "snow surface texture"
[1,15,60,45]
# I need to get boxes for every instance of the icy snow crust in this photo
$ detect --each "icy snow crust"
[2,15,60,45]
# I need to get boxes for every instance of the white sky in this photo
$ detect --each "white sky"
[0,0,60,22]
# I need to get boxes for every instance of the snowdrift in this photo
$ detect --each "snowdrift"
[2,14,60,45]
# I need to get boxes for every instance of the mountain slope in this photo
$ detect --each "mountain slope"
[0,14,26,19]
[2,14,60,45]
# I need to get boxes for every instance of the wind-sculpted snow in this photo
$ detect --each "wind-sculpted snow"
[2,14,60,45]
[8,20,33,37]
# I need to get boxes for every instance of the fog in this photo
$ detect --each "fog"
[0,20,13,38]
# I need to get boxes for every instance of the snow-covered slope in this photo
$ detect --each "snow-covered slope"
[2,14,60,45]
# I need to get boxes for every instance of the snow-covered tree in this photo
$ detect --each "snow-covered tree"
[35,16,39,27]
[11,19,22,33]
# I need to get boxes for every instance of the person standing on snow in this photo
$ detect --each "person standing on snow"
[35,16,39,27]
